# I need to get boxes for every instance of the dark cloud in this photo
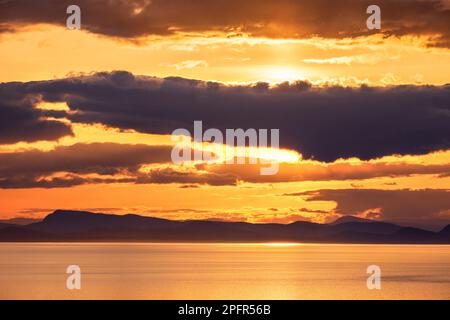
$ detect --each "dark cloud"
[286,188,450,228]
[3,71,449,162]
[137,168,238,186]
[200,161,450,183]
[0,83,73,144]
[0,143,172,176]
[1,0,449,47]
[0,142,238,188]
[0,174,135,189]
[0,143,173,188]
[143,208,211,214]
[8,153,447,188]
[298,208,331,214]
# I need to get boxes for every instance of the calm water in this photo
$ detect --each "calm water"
[0,243,449,299]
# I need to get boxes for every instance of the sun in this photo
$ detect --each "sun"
[263,242,303,247]
[263,66,305,83]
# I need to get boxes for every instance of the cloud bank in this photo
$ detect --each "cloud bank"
[288,188,450,227]
[2,71,449,162]
[1,0,450,47]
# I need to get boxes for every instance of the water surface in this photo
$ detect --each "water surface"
[0,243,449,299]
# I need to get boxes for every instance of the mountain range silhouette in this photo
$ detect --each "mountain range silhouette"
[0,210,449,243]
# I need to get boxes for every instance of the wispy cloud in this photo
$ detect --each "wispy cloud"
[168,60,208,70]
[303,54,399,66]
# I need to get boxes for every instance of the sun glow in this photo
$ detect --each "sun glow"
[263,242,302,247]
[191,141,302,164]
[263,66,306,83]
[35,101,70,111]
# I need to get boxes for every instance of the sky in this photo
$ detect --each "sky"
[0,0,449,230]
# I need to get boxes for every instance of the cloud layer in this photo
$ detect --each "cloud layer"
[287,188,450,227]
[0,82,73,143]
[200,161,450,183]
[2,71,449,162]
[0,143,173,188]
[1,0,450,47]
[0,142,239,188]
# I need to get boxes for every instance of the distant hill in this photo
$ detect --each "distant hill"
[0,222,13,230]
[331,216,374,224]
[0,210,449,243]
[437,224,450,242]
[329,220,402,235]
[0,226,57,241]
[0,218,42,226]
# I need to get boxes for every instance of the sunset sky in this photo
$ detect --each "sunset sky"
[0,0,449,230]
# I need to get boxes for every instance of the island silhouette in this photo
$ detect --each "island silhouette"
[0,210,449,243]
